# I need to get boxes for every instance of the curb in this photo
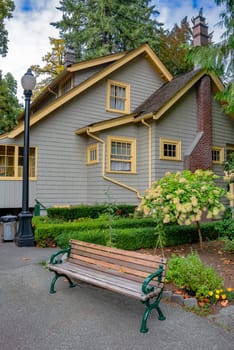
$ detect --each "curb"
[163,290,199,308]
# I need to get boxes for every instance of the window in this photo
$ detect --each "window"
[108,136,136,173]
[0,145,37,179]
[212,146,224,164]
[60,76,73,95]
[87,144,99,165]
[107,80,130,114]
[160,138,181,161]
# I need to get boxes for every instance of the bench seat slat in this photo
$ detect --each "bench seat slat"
[67,258,165,287]
[48,262,161,301]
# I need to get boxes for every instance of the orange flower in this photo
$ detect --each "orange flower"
[221,294,227,300]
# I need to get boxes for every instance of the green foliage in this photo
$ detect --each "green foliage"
[215,207,234,239]
[0,71,22,134]
[166,253,223,299]
[0,0,15,56]
[51,0,162,61]
[33,214,221,248]
[138,170,226,248]
[157,16,193,76]
[47,204,136,220]
[55,230,107,249]
[31,38,65,97]
[222,237,234,253]
[186,0,234,113]
[224,152,234,177]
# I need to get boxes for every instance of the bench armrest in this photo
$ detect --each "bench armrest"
[142,265,164,295]
[49,244,71,264]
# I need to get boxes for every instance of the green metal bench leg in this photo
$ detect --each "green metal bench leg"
[140,295,166,333]
[50,271,76,294]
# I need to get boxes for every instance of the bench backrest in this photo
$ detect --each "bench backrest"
[68,239,167,287]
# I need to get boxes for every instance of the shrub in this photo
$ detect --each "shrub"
[215,207,234,240]
[138,169,226,249]
[55,230,107,249]
[47,204,136,221]
[166,252,223,299]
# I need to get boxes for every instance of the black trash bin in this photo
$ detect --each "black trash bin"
[0,215,17,241]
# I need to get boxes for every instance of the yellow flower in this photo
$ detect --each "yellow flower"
[216,290,220,294]
[227,288,233,292]
[215,294,220,299]
[221,294,227,300]
[209,291,213,296]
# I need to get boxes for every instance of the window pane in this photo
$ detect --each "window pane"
[110,140,132,171]
[164,144,176,157]
[0,145,15,177]
[212,150,220,162]
[110,84,126,111]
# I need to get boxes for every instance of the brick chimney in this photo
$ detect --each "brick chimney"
[184,75,213,171]
[192,8,209,47]
[64,47,77,67]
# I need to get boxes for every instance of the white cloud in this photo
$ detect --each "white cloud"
[0,0,61,103]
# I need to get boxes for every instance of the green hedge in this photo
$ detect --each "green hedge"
[33,215,221,250]
[47,204,136,220]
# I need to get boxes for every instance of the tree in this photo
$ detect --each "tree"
[0,71,22,134]
[187,1,234,113]
[157,17,193,76]
[51,0,163,61]
[138,170,227,249]
[0,0,15,56]
[31,37,65,97]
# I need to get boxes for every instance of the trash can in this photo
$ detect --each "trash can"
[0,215,17,241]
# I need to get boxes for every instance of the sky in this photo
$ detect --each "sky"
[0,0,224,103]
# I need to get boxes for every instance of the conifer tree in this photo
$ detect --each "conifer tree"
[0,0,15,56]
[51,0,163,61]
[0,71,22,134]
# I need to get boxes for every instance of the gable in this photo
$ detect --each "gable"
[4,44,172,140]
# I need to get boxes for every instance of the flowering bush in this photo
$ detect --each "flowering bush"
[208,288,234,304]
[166,252,224,299]
[138,169,227,248]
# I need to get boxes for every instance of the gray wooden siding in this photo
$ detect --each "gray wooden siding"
[86,124,148,204]
[0,181,36,208]
[74,63,110,86]
[211,97,234,179]
[153,89,198,180]
[0,55,162,208]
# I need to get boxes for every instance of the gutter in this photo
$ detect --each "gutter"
[86,130,142,199]
[141,119,152,187]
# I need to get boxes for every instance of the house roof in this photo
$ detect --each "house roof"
[76,69,224,134]
[3,44,172,139]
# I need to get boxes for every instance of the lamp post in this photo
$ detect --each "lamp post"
[15,69,36,247]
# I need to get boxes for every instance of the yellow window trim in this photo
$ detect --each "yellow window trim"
[160,138,182,161]
[87,143,99,165]
[107,135,136,173]
[106,79,130,114]
[0,145,37,180]
[212,146,224,164]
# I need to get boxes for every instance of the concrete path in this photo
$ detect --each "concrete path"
[0,242,233,350]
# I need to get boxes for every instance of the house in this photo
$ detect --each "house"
[0,13,233,214]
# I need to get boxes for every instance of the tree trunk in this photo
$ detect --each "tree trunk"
[196,221,203,250]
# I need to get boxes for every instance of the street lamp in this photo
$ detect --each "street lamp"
[15,69,36,247]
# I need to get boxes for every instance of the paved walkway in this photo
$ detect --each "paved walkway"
[0,242,233,350]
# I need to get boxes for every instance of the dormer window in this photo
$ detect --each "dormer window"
[106,80,130,114]
[60,76,73,95]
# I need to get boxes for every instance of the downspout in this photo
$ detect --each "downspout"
[141,119,152,187]
[86,130,142,199]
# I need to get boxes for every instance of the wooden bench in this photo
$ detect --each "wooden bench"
[48,239,167,333]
